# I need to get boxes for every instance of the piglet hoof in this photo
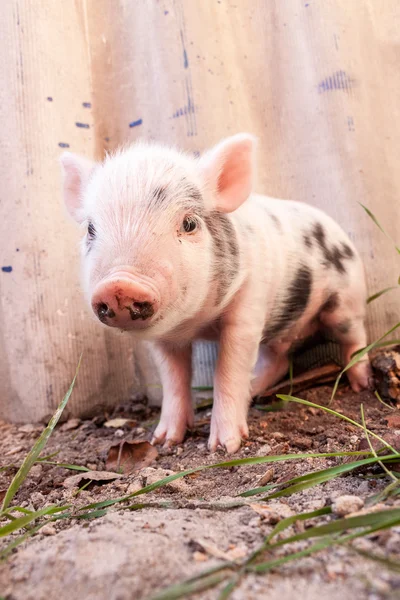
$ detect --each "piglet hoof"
[151,413,194,448]
[347,360,374,393]
[208,421,249,454]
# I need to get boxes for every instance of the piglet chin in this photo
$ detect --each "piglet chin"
[90,271,161,332]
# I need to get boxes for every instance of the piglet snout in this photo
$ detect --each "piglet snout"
[91,275,159,329]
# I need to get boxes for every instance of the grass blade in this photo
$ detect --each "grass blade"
[367,287,398,304]
[265,507,331,544]
[0,523,44,561]
[360,404,397,484]
[348,545,400,573]
[330,321,400,400]
[0,505,68,537]
[149,572,230,600]
[270,508,400,547]
[38,461,90,472]
[260,455,400,500]
[1,356,82,512]
[359,203,400,254]
[277,394,398,453]
[79,451,376,513]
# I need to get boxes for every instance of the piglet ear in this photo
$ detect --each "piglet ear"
[199,133,257,213]
[60,152,95,223]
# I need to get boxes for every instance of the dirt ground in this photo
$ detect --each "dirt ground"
[1,384,400,600]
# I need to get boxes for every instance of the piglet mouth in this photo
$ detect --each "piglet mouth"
[91,271,160,331]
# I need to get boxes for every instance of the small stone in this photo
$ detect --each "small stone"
[30,492,46,509]
[86,463,97,471]
[332,495,364,516]
[29,464,43,478]
[193,551,208,562]
[135,427,146,434]
[176,446,184,456]
[271,432,285,441]
[41,524,56,536]
[18,424,38,434]
[61,418,81,431]
[127,480,142,494]
[292,436,312,450]
[256,444,271,456]
[257,468,274,486]
[114,429,125,438]
[349,435,359,444]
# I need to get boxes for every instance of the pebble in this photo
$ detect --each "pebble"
[61,418,81,431]
[256,444,272,456]
[292,436,313,450]
[41,524,57,536]
[114,429,125,438]
[17,424,38,434]
[193,551,208,562]
[29,464,43,478]
[127,480,143,494]
[271,432,285,441]
[332,495,364,516]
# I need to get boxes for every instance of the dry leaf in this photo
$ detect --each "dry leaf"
[63,470,123,489]
[0,489,6,503]
[257,468,274,486]
[386,413,400,429]
[104,418,136,428]
[106,440,158,475]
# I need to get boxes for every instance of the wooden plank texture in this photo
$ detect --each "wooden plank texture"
[1,0,399,421]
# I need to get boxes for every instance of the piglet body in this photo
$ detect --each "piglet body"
[61,135,371,453]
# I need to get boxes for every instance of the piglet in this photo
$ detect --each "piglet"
[61,134,371,453]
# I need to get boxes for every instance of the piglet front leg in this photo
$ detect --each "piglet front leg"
[209,290,265,453]
[151,343,194,447]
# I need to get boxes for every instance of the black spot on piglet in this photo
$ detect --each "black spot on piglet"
[263,265,312,340]
[312,222,354,274]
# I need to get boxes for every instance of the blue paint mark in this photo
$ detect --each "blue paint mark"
[180,30,189,68]
[47,97,53,101]
[193,151,200,158]
[104,137,110,142]
[164,10,169,15]
[82,102,91,108]
[129,119,143,128]
[305,3,309,6]
[318,70,354,93]
[347,116,355,131]
[58,142,70,148]
[2,266,12,273]
[75,122,90,128]
[16,248,20,252]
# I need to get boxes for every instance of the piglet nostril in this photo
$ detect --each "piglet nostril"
[96,302,116,322]
[128,301,154,321]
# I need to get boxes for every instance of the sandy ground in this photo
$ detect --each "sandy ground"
[0,385,400,600]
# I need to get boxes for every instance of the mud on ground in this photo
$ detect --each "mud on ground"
[0,385,400,600]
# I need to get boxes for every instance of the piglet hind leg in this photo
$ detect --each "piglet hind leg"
[250,344,289,398]
[151,343,194,447]
[320,299,373,393]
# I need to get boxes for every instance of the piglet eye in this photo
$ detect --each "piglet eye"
[88,221,96,239]
[182,216,197,233]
